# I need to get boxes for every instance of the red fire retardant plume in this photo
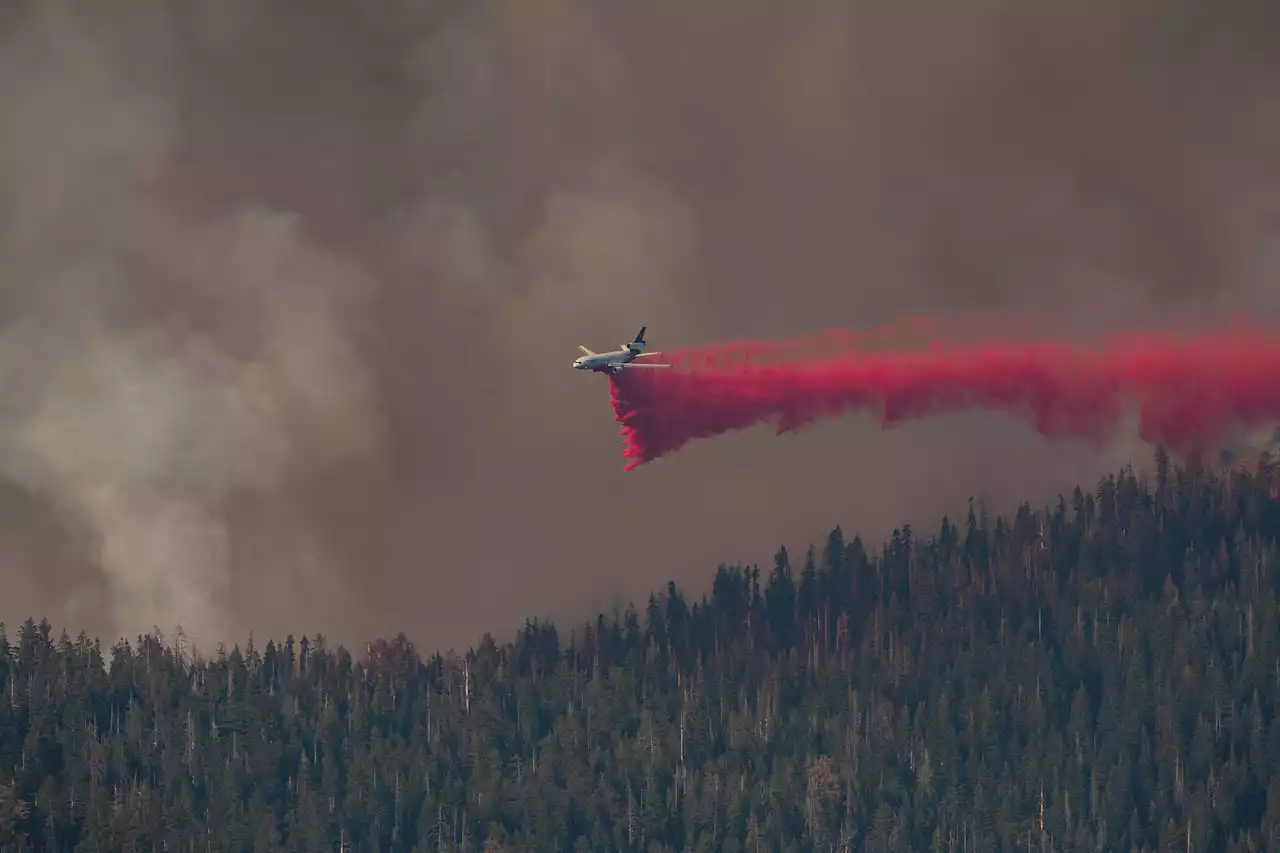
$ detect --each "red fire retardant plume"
[608,327,1280,471]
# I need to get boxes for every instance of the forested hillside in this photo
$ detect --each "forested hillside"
[5,449,1280,852]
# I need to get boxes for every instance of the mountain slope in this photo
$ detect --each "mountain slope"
[3,452,1280,852]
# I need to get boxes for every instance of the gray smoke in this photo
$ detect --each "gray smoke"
[0,4,382,647]
[2,0,1279,652]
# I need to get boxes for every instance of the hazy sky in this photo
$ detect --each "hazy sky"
[2,0,1280,654]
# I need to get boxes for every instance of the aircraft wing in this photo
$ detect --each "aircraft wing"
[631,351,665,358]
[578,345,596,356]
[617,362,671,369]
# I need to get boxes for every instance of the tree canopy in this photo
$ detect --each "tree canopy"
[4,450,1280,852]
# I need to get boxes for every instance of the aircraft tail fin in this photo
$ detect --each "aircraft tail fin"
[624,325,648,353]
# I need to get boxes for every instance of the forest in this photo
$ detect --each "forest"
[4,447,1280,852]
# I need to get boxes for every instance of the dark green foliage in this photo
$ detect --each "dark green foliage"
[4,452,1280,851]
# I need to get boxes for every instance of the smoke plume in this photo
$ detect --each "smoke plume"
[0,4,383,647]
[3,0,1280,652]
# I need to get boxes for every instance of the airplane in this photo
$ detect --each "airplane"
[572,326,673,374]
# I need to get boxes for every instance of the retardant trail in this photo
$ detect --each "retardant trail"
[609,327,1280,470]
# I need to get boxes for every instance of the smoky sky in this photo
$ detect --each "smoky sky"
[2,0,1280,654]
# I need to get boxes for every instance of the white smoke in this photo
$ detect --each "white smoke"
[0,7,383,648]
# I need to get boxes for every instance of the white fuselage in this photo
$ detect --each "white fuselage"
[572,328,671,374]
[572,347,639,373]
